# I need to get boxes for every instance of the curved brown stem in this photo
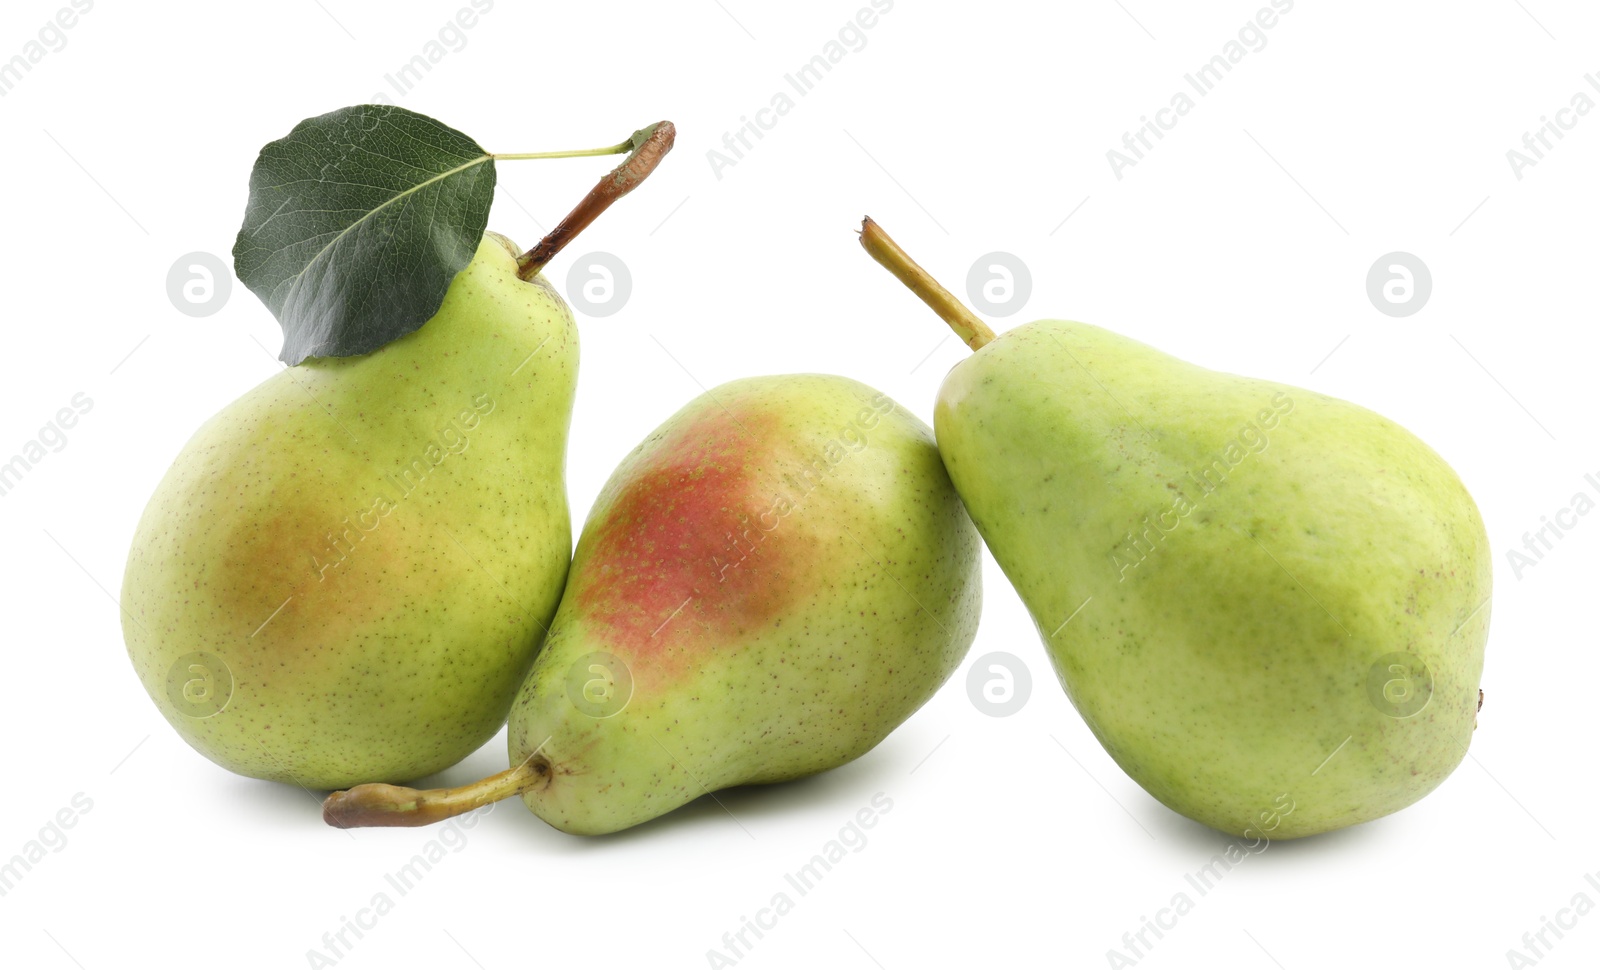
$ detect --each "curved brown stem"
[323,757,550,828]
[517,121,677,280]
[858,216,996,351]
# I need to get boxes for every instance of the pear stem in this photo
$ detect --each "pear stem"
[858,216,995,351]
[517,121,677,280]
[323,758,549,828]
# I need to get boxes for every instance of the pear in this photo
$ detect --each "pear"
[121,233,576,789]
[861,218,1491,839]
[324,374,982,834]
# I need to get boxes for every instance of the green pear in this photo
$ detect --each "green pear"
[122,233,576,789]
[861,218,1490,839]
[324,374,982,834]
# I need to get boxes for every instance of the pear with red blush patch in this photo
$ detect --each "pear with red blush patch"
[325,374,982,834]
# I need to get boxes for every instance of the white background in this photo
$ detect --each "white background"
[0,1,1594,967]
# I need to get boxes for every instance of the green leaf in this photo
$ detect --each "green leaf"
[232,105,495,365]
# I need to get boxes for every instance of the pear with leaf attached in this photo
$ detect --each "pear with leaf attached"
[122,233,578,788]
[859,217,1491,839]
[121,109,676,789]
[323,374,982,834]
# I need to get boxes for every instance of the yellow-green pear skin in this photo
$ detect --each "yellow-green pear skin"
[934,321,1491,839]
[505,375,982,835]
[121,234,576,789]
